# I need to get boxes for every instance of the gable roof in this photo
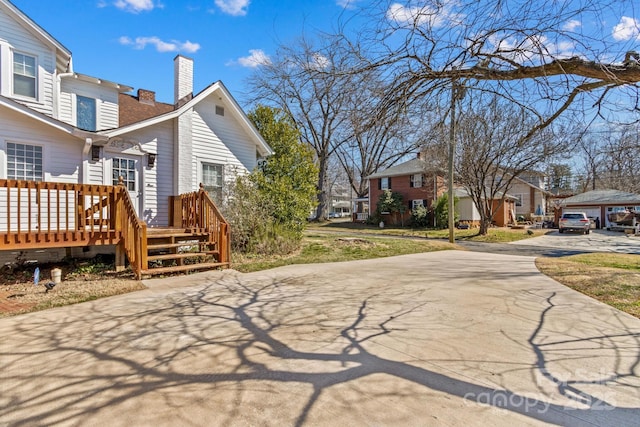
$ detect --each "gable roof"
[0,94,105,141]
[0,0,72,73]
[367,158,441,179]
[512,175,551,195]
[100,81,272,156]
[454,186,518,201]
[118,93,174,127]
[563,189,640,205]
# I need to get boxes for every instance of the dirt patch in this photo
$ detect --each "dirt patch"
[0,261,146,318]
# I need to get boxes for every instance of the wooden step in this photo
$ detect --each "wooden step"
[147,252,209,261]
[146,232,209,239]
[141,262,229,276]
[147,242,200,251]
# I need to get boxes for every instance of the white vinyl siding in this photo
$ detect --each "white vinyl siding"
[191,98,256,186]
[101,122,173,226]
[0,7,55,115]
[59,79,119,130]
[0,107,82,183]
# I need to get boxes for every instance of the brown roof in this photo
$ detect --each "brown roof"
[118,90,174,127]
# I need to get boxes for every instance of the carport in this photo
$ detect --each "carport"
[556,189,640,229]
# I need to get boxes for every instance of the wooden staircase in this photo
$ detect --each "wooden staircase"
[141,227,230,277]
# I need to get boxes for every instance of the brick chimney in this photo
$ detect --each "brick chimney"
[174,55,193,106]
[137,89,155,105]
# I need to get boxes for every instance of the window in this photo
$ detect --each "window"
[380,177,390,190]
[215,105,225,116]
[7,142,43,181]
[514,193,523,207]
[13,52,37,98]
[412,199,424,209]
[410,174,423,188]
[112,158,136,191]
[77,96,97,131]
[202,163,223,203]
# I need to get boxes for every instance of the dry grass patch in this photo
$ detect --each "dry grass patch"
[0,261,146,318]
[536,255,640,318]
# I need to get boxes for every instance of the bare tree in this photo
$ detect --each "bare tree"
[247,36,360,220]
[576,124,640,193]
[333,72,430,201]
[449,94,570,235]
[357,0,640,115]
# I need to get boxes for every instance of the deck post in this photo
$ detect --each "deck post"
[115,241,126,272]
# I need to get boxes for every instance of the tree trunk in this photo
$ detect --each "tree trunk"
[315,155,329,220]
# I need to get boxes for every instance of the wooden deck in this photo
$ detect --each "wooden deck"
[0,180,230,279]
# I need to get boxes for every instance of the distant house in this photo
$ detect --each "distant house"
[366,154,446,226]
[508,172,551,218]
[556,189,640,229]
[0,0,272,276]
[455,187,517,227]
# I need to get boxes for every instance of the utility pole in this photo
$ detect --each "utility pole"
[448,79,462,243]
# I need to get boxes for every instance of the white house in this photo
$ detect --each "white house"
[0,0,272,273]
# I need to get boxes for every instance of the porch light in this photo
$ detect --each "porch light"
[148,153,157,167]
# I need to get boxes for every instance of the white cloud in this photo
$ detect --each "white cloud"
[304,53,331,70]
[486,33,576,62]
[113,0,158,13]
[215,0,250,16]
[612,16,640,41]
[386,2,458,28]
[235,49,271,68]
[119,36,201,53]
[336,0,359,9]
[562,19,581,31]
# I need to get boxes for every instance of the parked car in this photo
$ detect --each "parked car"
[559,212,590,234]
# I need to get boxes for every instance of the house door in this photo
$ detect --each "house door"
[109,155,142,216]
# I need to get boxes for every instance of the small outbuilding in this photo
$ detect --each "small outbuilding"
[557,189,640,229]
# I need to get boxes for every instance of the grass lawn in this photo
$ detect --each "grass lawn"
[232,233,456,272]
[308,220,549,242]
[537,254,640,318]
[3,229,637,320]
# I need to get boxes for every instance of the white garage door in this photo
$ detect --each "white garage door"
[567,207,601,228]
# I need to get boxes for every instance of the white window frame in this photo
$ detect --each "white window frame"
[12,51,37,100]
[201,162,224,202]
[412,199,424,209]
[514,193,523,207]
[411,174,423,188]
[76,95,97,131]
[6,141,44,181]
[380,177,390,190]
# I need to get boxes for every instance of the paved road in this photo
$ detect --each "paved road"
[1,251,639,426]
[509,229,640,255]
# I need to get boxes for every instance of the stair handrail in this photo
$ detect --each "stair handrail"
[197,184,230,265]
[114,177,147,279]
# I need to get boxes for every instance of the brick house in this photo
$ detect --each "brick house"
[367,154,446,225]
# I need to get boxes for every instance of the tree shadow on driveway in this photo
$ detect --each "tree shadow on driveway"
[1,262,639,426]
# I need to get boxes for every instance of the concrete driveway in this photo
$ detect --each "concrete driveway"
[509,229,640,254]
[1,251,639,426]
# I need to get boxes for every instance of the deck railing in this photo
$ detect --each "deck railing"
[0,179,146,278]
[1,179,227,278]
[169,184,230,265]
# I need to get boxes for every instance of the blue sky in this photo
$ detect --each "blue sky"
[10,0,364,105]
[9,0,640,112]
